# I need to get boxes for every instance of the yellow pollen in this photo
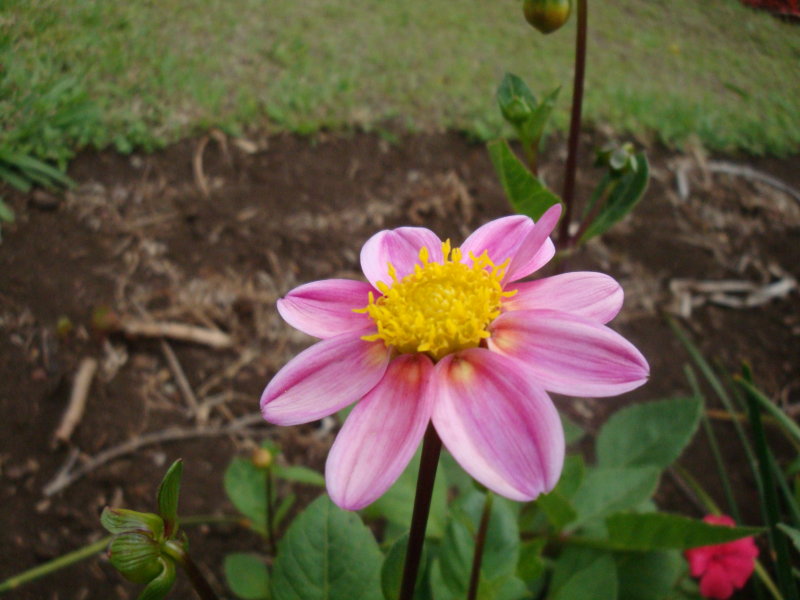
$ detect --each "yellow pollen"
[357,241,515,360]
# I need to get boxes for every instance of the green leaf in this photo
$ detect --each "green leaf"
[138,558,176,600]
[101,508,164,537]
[434,492,520,598]
[224,553,270,600]
[273,493,296,530]
[605,512,762,551]
[271,495,383,600]
[0,198,14,223]
[380,534,427,600]
[550,548,617,600]
[560,412,585,445]
[525,455,583,531]
[224,456,267,533]
[570,467,661,529]
[519,86,560,146]
[597,397,703,470]
[516,538,546,588]
[580,152,649,242]
[487,139,561,221]
[778,524,800,553]
[273,464,325,487]
[156,460,183,536]
[614,551,682,600]
[108,532,164,584]
[363,448,448,539]
[0,164,32,192]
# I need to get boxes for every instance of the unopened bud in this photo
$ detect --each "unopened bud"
[252,447,273,470]
[523,0,572,34]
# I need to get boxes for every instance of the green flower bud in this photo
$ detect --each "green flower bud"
[523,0,572,34]
[251,447,274,470]
[108,532,165,584]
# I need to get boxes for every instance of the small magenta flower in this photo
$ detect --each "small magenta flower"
[261,205,648,509]
[685,515,760,600]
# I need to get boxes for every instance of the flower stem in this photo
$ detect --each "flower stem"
[399,423,443,600]
[558,0,588,248]
[266,466,277,555]
[467,491,494,600]
[163,541,220,600]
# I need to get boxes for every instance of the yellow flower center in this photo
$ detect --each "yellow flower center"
[359,241,514,360]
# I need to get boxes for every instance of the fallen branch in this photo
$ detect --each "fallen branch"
[707,160,800,203]
[160,339,200,413]
[119,318,233,349]
[43,413,266,496]
[52,358,98,446]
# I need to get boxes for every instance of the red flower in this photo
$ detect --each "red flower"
[685,515,759,599]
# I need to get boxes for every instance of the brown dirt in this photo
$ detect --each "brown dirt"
[0,130,798,599]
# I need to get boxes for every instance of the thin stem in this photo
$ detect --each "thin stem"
[399,424,443,600]
[0,536,111,593]
[164,541,220,600]
[755,560,786,600]
[467,492,494,600]
[558,0,588,248]
[266,466,277,555]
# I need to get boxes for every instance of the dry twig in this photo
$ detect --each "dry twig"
[119,318,233,349]
[52,358,98,446]
[159,339,200,413]
[43,413,266,496]
[708,161,800,203]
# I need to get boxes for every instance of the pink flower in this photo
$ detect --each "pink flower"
[260,205,649,509]
[685,515,760,600]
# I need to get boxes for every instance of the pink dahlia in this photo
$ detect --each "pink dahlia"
[685,515,760,600]
[260,205,648,509]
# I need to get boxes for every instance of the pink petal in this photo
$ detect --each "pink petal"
[325,354,435,510]
[686,547,714,577]
[700,565,736,600]
[277,279,375,339]
[504,204,561,283]
[460,215,555,280]
[261,331,390,426]
[431,349,564,501]
[719,554,756,588]
[360,227,443,288]
[488,309,649,397]
[504,272,623,324]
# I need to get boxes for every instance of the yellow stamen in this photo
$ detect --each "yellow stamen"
[357,242,515,360]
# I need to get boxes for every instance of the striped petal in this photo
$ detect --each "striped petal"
[360,227,443,289]
[504,272,623,324]
[431,349,564,501]
[260,331,390,425]
[504,204,561,283]
[326,354,435,510]
[488,309,649,397]
[277,279,375,339]
[460,215,554,280]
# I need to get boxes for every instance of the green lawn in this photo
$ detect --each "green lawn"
[2,0,799,167]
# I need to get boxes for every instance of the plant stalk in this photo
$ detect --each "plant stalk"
[399,423,443,600]
[266,466,277,555]
[559,0,588,248]
[467,492,494,600]
[164,541,220,600]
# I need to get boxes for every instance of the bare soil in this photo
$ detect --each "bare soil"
[1,130,798,599]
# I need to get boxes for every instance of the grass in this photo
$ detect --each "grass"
[2,0,799,166]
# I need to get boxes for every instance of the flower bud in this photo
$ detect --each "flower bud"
[523,0,572,34]
[251,447,274,469]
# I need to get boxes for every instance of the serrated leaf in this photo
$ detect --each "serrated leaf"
[271,495,383,600]
[597,397,703,470]
[273,464,325,487]
[224,553,270,600]
[224,457,267,533]
[615,550,682,600]
[137,558,176,600]
[362,448,448,539]
[157,460,183,536]
[605,512,762,551]
[487,139,561,221]
[580,152,649,242]
[101,508,164,537]
[109,532,163,584]
[570,467,661,529]
[550,548,617,600]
